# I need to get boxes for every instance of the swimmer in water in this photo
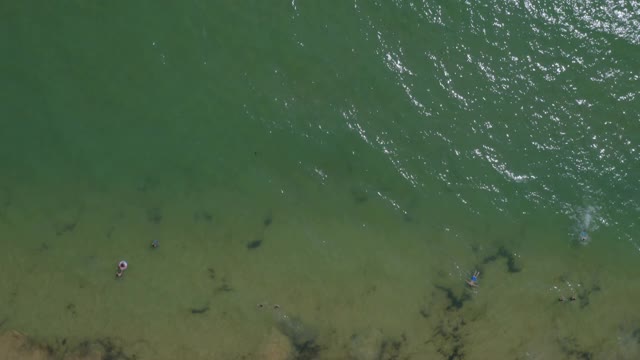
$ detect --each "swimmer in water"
[579,230,589,243]
[558,295,577,302]
[116,260,128,279]
[466,270,480,287]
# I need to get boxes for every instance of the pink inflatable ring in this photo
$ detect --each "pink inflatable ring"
[118,260,128,271]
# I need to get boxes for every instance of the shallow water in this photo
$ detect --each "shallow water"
[1,0,639,359]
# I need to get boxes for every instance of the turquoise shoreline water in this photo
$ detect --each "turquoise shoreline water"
[1,0,639,359]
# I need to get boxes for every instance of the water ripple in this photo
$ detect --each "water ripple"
[342,0,639,244]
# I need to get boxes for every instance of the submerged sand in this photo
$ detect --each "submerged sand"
[1,177,639,359]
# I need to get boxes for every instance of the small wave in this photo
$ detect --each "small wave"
[567,205,604,244]
[522,0,640,45]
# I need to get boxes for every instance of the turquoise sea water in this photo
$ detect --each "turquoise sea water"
[1,1,639,359]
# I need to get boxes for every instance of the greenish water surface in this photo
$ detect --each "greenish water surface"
[1,1,639,359]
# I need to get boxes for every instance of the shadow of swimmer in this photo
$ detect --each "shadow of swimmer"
[256,303,322,359]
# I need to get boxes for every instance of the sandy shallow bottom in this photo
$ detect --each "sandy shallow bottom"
[1,180,639,360]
